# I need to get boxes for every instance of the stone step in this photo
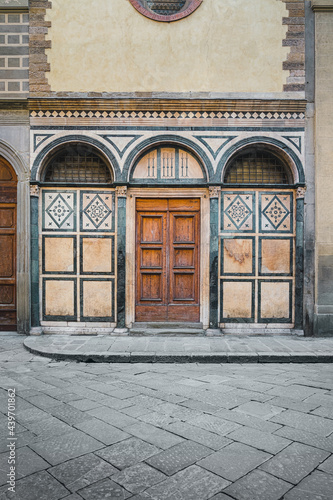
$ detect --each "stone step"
[130,328,205,336]
[220,328,304,336]
[132,322,203,330]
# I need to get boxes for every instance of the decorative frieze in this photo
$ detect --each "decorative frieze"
[30,109,306,121]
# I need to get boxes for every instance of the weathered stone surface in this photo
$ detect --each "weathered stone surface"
[49,453,117,492]
[270,409,333,436]
[317,454,333,475]
[0,471,69,500]
[125,422,184,449]
[227,426,291,454]
[146,465,230,500]
[30,429,103,465]
[112,462,166,494]
[87,406,137,429]
[95,437,160,469]
[78,478,131,500]
[224,470,292,500]
[146,440,213,476]
[187,414,241,435]
[284,471,333,499]
[274,425,333,453]
[164,421,232,450]
[74,418,130,446]
[234,401,284,420]
[198,443,271,481]
[259,442,329,484]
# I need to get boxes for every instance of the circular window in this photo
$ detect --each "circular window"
[129,0,202,22]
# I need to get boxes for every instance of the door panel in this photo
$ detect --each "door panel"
[0,235,14,277]
[136,199,200,323]
[0,159,17,331]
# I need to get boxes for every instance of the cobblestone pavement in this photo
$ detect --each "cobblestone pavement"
[1,333,333,499]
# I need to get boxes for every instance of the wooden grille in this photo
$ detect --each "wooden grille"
[44,144,112,184]
[224,149,290,185]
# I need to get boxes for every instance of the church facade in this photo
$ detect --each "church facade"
[0,0,332,336]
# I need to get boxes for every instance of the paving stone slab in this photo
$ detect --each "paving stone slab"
[266,384,320,400]
[311,405,333,419]
[223,469,292,500]
[318,454,333,474]
[0,470,69,500]
[212,408,282,433]
[270,409,333,436]
[198,442,271,481]
[49,453,117,492]
[267,396,320,413]
[27,394,62,410]
[164,421,232,450]
[68,399,102,411]
[234,401,284,420]
[259,442,330,484]
[95,437,160,469]
[227,426,291,454]
[125,422,184,450]
[210,495,234,500]
[88,406,138,429]
[274,425,333,453]
[137,411,177,428]
[78,478,131,500]
[112,462,166,494]
[283,471,333,499]
[187,414,241,436]
[29,429,103,466]
[23,415,74,441]
[74,418,131,446]
[145,464,230,500]
[146,440,213,476]
[49,404,92,425]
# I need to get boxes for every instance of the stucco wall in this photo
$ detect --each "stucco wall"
[45,0,289,93]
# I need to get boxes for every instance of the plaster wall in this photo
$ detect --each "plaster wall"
[45,0,289,93]
[314,7,333,334]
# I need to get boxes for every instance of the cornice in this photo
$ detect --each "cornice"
[312,0,333,11]
[28,98,307,113]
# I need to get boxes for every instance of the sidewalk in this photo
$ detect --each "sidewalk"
[24,334,333,363]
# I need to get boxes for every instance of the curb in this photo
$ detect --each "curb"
[23,340,333,363]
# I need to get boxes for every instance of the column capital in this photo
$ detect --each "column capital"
[116,186,127,197]
[296,186,307,199]
[209,186,221,198]
[30,184,40,197]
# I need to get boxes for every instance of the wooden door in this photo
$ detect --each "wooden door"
[136,199,200,322]
[0,157,17,331]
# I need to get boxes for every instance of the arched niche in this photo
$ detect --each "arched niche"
[130,145,206,184]
[41,142,114,185]
[218,138,304,186]
[223,146,294,185]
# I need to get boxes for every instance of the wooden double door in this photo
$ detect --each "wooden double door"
[136,198,200,322]
[0,157,17,331]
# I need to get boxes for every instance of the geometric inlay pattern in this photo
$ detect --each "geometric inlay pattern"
[260,192,293,232]
[43,191,76,231]
[222,192,255,232]
[81,191,114,232]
